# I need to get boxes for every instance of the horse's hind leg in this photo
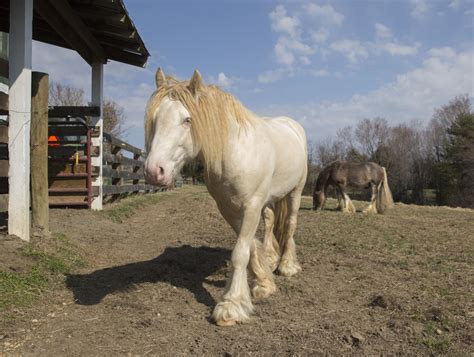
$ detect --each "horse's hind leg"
[261,205,280,272]
[248,206,278,300]
[249,237,277,300]
[363,183,378,214]
[278,192,303,277]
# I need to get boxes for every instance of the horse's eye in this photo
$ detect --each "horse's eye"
[184,117,192,126]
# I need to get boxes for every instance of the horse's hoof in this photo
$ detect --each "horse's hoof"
[216,319,237,327]
[252,280,277,300]
[212,299,253,327]
[278,260,302,277]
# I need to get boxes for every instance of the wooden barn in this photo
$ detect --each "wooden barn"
[0,0,152,241]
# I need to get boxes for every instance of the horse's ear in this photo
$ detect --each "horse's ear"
[155,67,166,89]
[188,69,203,96]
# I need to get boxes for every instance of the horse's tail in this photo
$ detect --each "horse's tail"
[376,167,394,213]
[273,197,289,250]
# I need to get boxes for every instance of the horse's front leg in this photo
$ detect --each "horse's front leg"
[212,205,261,327]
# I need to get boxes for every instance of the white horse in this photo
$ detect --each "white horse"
[144,68,307,326]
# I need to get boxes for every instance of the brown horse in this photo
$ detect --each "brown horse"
[313,161,394,214]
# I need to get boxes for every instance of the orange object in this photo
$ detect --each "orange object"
[48,135,60,147]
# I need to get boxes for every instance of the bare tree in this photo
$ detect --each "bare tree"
[432,94,471,130]
[49,81,84,106]
[354,117,390,162]
[103,99,127,138]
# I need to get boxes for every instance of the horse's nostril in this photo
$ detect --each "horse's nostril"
[158,166,164,176]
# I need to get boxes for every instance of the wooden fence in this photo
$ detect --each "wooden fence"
[102,132,162,200]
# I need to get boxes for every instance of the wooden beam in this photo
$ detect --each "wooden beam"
[30,72,49,231]
[103,132,144,156]
[8,0,33,241]
[34,0,106,65]
[101,44,147,67]
[48,105,100,118]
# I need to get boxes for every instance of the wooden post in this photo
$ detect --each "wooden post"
[8,0,33,241]
[30,72,49,231]
[91,62,103,210]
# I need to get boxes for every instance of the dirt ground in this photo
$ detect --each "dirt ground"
[1,185,473,356]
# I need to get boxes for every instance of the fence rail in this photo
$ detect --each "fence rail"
[102,132,162,200]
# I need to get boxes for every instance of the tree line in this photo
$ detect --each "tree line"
[306,94,474,208]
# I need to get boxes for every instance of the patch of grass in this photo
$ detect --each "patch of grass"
[0,233,84,310]
[103,193,168,223]
[419,337,451,353]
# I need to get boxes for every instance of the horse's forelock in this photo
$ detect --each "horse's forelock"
[144,81,254,175]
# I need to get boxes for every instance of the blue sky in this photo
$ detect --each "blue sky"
[33,0,474,148]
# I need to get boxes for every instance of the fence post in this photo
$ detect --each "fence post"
[111,142,122,200]
[30,72,49,231]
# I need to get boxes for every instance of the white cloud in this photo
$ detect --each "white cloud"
[269,5,301,38]
[375,23,393,40]
[449,0,462,9]
[259,48,474,142]
[378,42,420,56]
[258,68,288,84]
[410,0,430,18]
[330,40,369,63]
[310,28,330,43]
[304,4,345,25]
[209,72,234,88]
[310,69,330,77]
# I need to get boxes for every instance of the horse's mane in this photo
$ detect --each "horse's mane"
[145,78,255,174]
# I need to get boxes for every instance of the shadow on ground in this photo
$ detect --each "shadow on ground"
[66,245,230,308]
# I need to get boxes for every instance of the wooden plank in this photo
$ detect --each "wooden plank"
[103,132,143,155]
[0,125,7,144]
[0,194,7,212]
[102,166,143,180]
[0,58,8,78]
[48,126,89,136]
[0,145,8,160]
[0,160,8,177]
[49,106,100,118]
[103,152,144,167]
[31,72,49,230]
[0,177,7,194]
[49,187,88,193]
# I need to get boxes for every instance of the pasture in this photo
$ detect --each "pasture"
[1,185,473,355]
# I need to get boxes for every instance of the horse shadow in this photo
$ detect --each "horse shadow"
[66,245,230,308]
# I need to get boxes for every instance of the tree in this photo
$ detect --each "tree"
[103,99,126,137]
[354,117,390,163]
[49,81,84,106]
[431,95,473,206]
[438,113,474,207]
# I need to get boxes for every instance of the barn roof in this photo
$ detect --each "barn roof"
[0,0,149,67]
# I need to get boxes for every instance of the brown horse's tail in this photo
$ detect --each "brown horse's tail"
[273,197,289,251]
[376,167,394,213]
